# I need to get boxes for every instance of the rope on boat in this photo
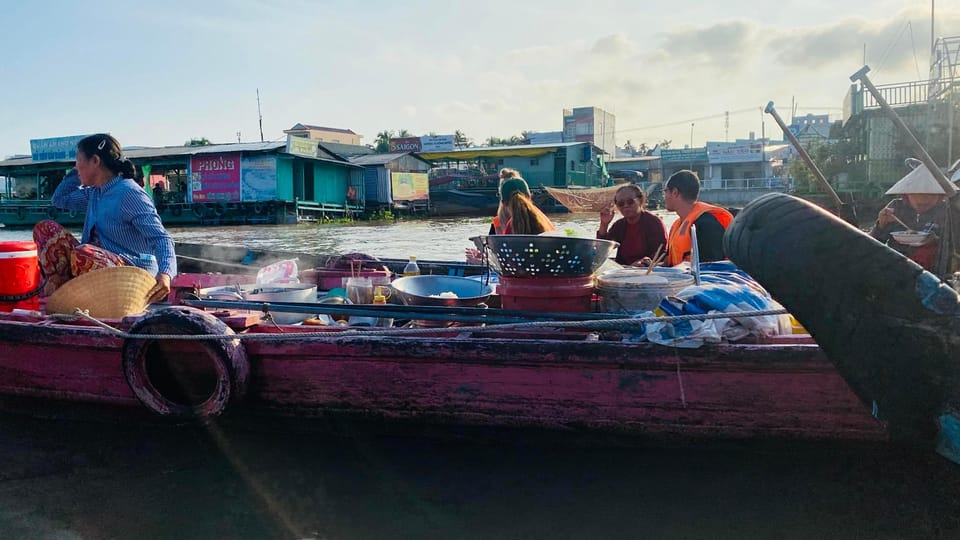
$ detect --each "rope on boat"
[48,307,790,341]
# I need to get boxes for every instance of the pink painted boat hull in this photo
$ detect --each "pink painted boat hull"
[0,311,886,441]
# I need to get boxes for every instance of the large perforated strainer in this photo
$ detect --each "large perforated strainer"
[470,235,619,278]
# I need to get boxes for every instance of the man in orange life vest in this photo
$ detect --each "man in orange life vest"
[663,170,734,266]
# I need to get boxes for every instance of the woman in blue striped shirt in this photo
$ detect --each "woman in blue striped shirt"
[35,134,177,303]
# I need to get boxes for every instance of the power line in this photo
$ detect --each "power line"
[617,107,757,134]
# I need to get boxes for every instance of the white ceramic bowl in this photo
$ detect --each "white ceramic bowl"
[890,230,932,247]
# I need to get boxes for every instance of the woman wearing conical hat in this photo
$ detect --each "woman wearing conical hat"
[869,161,948,272]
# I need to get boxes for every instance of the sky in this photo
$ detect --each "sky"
[1,0,957,158]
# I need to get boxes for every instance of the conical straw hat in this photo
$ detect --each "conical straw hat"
[47,266,156,319]
[885,162,948,195]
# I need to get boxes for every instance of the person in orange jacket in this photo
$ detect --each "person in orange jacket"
[663,170,734,266]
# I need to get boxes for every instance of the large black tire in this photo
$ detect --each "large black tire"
[724,193,960,441]
[122,306,249,419]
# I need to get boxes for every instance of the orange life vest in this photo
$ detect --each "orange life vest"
[666,201,734,266]
[491,215,511,235]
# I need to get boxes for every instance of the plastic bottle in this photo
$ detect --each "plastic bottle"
[372,286,393,328]
[403,256,420,277]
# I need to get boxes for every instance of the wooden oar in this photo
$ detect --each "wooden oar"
[766,101,857,224]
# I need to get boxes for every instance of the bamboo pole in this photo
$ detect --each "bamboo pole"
[849,65,957,195]
[765,101,848,214]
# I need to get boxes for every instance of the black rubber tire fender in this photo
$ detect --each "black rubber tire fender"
[724,193,960,441]
[122,306,249,418]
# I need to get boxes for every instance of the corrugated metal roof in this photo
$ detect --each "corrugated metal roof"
[285,124,357,135]
[608,156,661,163]
[0,141,364,169]
[348,152,434,166]
[319,142,375,157]
[419,141,598,162]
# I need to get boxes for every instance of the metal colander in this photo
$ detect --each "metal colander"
[470,235,619,278]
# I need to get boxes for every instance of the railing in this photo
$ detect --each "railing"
[700,177,787,190]
[846,76,960,120]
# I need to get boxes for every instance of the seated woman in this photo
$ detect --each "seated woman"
[466,177,555,263]
[597,185,667,266]
[496,177,556,235]
[869,162,948,273]
[485,167,522,235]
[33,134,177,303]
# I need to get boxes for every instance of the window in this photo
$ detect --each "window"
[570,160,576,171]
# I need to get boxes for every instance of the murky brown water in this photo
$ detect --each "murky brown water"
[2,414,958,539]
[0,212,679,260]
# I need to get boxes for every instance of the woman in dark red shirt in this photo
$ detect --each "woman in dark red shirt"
[597,184,667,266]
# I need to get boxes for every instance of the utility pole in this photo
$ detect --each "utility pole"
[931,0,936,58]
[236,131,241,143]
[725,110,729,142]
[257,88,264,142]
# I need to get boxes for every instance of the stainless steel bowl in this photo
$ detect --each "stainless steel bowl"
[470,235,619,278]
[391,275,493,307]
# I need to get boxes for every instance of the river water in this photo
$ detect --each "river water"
[0,212,679,260]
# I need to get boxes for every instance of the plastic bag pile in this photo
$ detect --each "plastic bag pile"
[645,261,793,348]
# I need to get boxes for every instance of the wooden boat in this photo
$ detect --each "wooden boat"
[0,305,886,441]
[175,241,487,279]
[428,189,500,216]
[542,185,622,213]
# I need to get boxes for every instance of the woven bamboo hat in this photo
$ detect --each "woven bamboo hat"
[47,266,156,318]
[885,162,947,195]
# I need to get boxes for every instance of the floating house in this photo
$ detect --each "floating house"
[347,152,434,215]
[0,136,364,228]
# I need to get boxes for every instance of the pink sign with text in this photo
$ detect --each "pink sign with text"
[190,153,241,202]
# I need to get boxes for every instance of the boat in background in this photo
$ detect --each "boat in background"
[543,185,622,213]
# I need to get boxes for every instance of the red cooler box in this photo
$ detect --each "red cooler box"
[0,241,41,312]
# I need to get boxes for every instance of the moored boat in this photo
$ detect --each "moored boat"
[542,185,623,213]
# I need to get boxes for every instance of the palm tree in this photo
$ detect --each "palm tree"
[454,130,472,149]
[374,130,393,153]
[397,129,413,138]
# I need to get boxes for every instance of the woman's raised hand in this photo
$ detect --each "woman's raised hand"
[599,205,615,226]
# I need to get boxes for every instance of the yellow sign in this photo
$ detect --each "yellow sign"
[286,135,318,158]
[391,172,429,201]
